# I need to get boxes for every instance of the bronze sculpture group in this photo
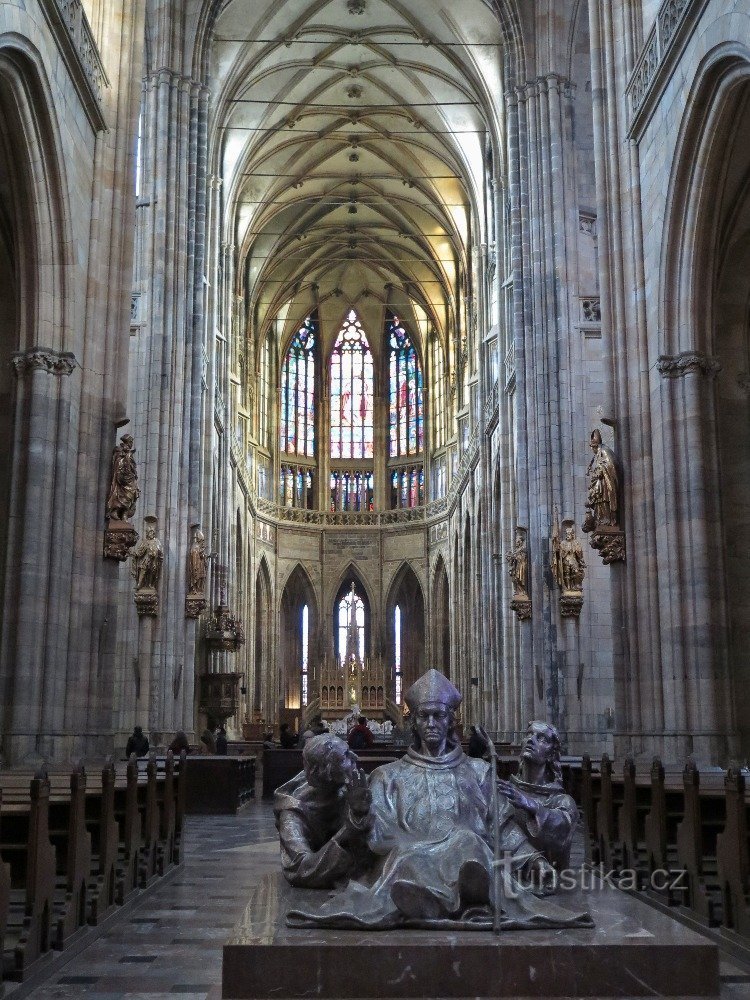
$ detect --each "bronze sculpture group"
[274,669,592,931]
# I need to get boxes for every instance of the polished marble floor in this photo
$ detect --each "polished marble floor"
[16,801,750,1000]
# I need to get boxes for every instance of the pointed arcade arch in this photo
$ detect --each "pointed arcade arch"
[386,562,425,701]
[253,559,273,719]
[432,555,450,678]
[279,564,318,710]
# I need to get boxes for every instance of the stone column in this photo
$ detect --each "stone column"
[123,66,210,741]
[1,350,76,762]
[506,74,585,741]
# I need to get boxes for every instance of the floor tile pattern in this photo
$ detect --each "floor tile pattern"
[14,802,750,1000]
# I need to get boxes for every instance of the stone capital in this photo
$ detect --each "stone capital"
[12,347,77,378]
[657,351,721,379]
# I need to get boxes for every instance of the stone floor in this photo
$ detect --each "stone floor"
[14,801,750,1000]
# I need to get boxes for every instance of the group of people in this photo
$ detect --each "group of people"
[124,724,229,757]
[265,714,376,753]
[273,669,592,930]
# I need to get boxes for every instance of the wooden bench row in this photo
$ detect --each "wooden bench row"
[573,754,750,940]
[0,751,186,986]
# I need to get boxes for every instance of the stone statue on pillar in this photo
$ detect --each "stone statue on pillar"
[104,432,140,560]
[551,509,584,618]
[507,527,531,621]
[132,519,163,617]
[186,527,208,619]
[582,428,625,563]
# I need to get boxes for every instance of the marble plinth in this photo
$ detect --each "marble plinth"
[222,873,719,999]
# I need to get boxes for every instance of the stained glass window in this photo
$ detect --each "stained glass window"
[281,316,316,458]
[431,335,445,450]
[338,585,365,663]
[394,604,402,704]
[390,466,424,509]
[330,310,374,459]
[388,314,424,457]
[259,333,272,450]
[330,471,374,512]
[301,604,309,707]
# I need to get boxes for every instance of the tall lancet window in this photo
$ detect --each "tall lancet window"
[301,604,309,706]
[258,333,273,450]
[337,583,365,663]
[280,316,316,458]
[431,334,446,450]
[388,314,424,457]
[330,310,374,459]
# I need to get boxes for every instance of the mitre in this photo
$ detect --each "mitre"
[404,669,462,713]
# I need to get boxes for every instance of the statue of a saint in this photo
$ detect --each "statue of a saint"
[584,429,619,530]
[132,525,163,592]
[552,519,585,594]
[187,529,207,595]
[286,669,592,930]
[274,734,373,888]
[106,434,140,522]
[497,721,578,872]
[507,529,529,598]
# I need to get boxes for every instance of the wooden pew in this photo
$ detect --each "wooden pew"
[579,755,596,862]
[716,767,750,936]
[644,757,668,876]
[113,756,141,904]
[138,754,159,887]
[596,754,618,867]
[0,792,10,997]
[48,766,92,949]
[1,772,56,980]
[155,752,176,875]
[86,761,119,925]
[174,751,187,865]
[675,760,724,925]
[616,758,650,882]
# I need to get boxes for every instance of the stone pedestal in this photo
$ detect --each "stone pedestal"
[222,873,719,999]
[560,591,584,618]
[103,520,138,561]
[134,587,158,617]
[587,525,626,564]
[510,596,531,621]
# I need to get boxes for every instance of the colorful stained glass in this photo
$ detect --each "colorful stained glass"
[281,316,316,458]
[388,314,424,457]
[330,310,374,460]
[338,586,365,662]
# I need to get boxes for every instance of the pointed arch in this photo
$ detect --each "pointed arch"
[386,562,425,700]
[279,563,318,710]
[280,313,317,458]
[329,308,374,460]
[660,44,750,356]
[253,558,273,717]
[331,564,373,662]
[432,554,451,678]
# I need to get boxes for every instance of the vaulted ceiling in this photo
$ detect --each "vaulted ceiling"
[209,0,505,358]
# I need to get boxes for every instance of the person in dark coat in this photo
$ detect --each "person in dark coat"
[126,726,150,757]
